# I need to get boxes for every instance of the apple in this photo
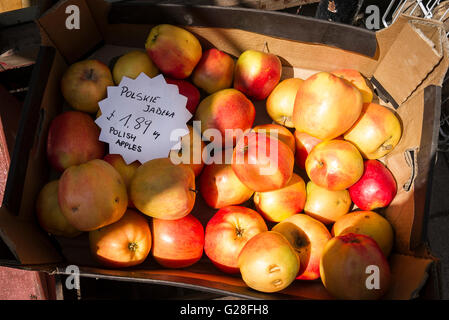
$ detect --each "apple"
[331,69,373,104]
[47,111,105,172]
[58,159,128,231]
[234,50,282,100]
[89,209,151,268]
[104,154,140,207]
[348,160,397,211]
[232,131,294,192]
[266,78,304,128]
[165,78,200,115]
[238,231,299,293]
[332,210,394,257]
[112,50,159,84]
[199,158,254,209]
[130,158,196,220]
[169,125,205,177]
[305,140,364,191]
[36,180,81,238]
[204,206,267,273]
[304,181,351,225]
[192,48,235,94]
[272,214,332,280]
[61,59,113,113]
[253,173,306,222]
[145,24,202,79]
[293,72,363,140]
[294,131,322,169]
[320,233,391,300]
[194,88,255,146]
[152,214,204,268]
[343,103,402,159]
[252,123,295,154]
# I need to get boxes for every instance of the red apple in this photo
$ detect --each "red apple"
[165,78,200,115]
[204,206,268,273]
[47,111,105,172]
[194,88,255,146]
[306,140,364,191]
[151,214,204,268]
[61,59,114,113]
[320,233,391,300]
[348,160,397,211]
[199,159,254,209]
[232,131,294,192]
[294,131,322,169]
[234,50,282,100]
[145,24,202,79]
[253,173,306,222]
[192,48,235,94]
[272,214,332,280]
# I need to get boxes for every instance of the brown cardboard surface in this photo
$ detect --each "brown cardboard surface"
[1,0,448,299]
[373,20,444,106]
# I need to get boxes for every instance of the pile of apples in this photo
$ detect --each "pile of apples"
[36,24,402,300]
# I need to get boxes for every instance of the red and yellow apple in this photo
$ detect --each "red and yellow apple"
[234,50,282,100]
[169,125,205,177]
[152,214,204,268]
[89,209,151,268]
[232,131,294,192]
[320,233,391,300]
[165,78,200,115]
[112,50,159,84]
[332,210,394,257]
[238,231,299,293]
[272,214,332,280]
[253,173,306,222]
[331,69,373,104]
[47,111,105,172]
[294,131,322,169]
[145,24,202,79]
[36,180,81,238]
[266,78,303,128]
[192,48,235,94]
[199,158,254,209]
[304,181,351,225]
[305,140,364,191]
[204,206,267,273]
[252,123,296,154]
[130,158,196,220]
[58,159,128,231]
[194,88,255,146]
[344,103,402,159]
[61,59,113,113]
[293,72,363,140]
[349,159,397,211]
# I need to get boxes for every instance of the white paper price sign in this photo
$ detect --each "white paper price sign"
[95,73,192,164]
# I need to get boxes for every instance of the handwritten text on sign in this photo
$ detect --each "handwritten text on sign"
[95,73,192,164]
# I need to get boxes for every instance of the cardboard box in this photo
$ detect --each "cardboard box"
[0,0,448,299]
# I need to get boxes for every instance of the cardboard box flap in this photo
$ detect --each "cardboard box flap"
[0,207,62,265]
[383,253,435,299]
[37,0,103,64]
[373,16,446,107]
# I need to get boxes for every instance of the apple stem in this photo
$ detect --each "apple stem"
[88,68,94,80]
[189,188,198,194]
